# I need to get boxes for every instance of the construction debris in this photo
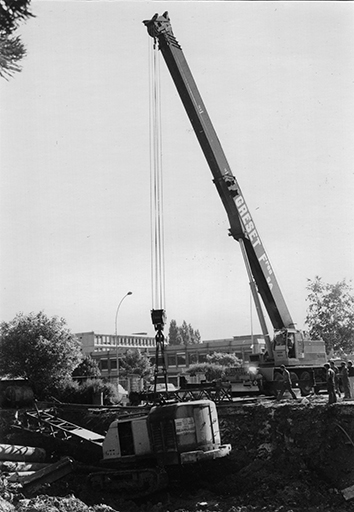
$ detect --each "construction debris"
[0,462,48,473]
[342,484,354,501]
[0,445,46,463]
[14,457,73,495]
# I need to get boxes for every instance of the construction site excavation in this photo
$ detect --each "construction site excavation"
[1,395,354,512]
[1,7,354,512]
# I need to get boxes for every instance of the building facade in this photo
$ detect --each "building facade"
[76,331,264,389]
[76,331,156,393]
[77,331,155,355]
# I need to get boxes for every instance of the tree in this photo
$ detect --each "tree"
[206,352,241,367]
[72,354,101,379]
[168,319,179,345]
[0,34,26,79]
[0,311,82,397]
[119,348,153,379]
[179,321,190,345]
[305,277,354,356]
[0,0,33,79]
[168,319,201,345]
[0,0,33,34]
[189,324,201,344]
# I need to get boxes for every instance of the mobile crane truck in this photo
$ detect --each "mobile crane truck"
[143,13,327,397]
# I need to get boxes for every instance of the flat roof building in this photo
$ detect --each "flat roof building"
[76,331,155,354]
[75,331,264,389]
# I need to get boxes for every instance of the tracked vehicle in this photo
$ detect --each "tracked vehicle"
[91,399,230,495]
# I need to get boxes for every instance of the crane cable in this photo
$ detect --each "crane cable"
[148,40,168,394]
[149,40,166,312]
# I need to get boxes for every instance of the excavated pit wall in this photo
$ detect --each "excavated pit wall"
[217,398,354,494]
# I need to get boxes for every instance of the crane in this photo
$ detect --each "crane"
[143,12,327,396]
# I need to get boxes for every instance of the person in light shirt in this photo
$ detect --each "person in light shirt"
[347,360,354,399]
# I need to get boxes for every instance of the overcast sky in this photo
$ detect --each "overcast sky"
[1,1,354,341]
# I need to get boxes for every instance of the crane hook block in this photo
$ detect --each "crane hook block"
[151,309,166,331]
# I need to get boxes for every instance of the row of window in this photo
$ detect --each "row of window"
[94,335,155,348]
[99,356,162,372]
[167,353,199,367]
[98,351,243,372]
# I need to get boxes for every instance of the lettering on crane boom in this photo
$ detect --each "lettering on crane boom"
[235,195,261,249]
[231,191,275,291]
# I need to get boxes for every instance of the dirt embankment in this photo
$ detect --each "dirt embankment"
[1,396,354,512]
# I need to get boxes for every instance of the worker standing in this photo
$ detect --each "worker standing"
[341,362,351,400]
[324,363,337,404]
[277,365,297,400]
[329,360,341,398]
[348,361,354,399]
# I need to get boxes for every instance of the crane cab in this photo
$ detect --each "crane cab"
[273,328,327,366]
[273,329,302,364]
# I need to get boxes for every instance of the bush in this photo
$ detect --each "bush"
[187,362,225,382]
[52,377,81,403]
[101,381,121,405]
[51,377,120,405]
[79,379,117,405]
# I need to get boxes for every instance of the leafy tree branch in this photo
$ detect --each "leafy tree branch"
[305,276,354,356]
[0,0,34,78]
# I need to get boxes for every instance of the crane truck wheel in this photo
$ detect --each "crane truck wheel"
[299,371,313,396]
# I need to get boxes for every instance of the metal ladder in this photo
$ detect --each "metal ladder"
[24,406,105,447]
[140,383,233,405]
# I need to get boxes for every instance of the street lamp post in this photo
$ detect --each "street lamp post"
[115,291,132,390]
